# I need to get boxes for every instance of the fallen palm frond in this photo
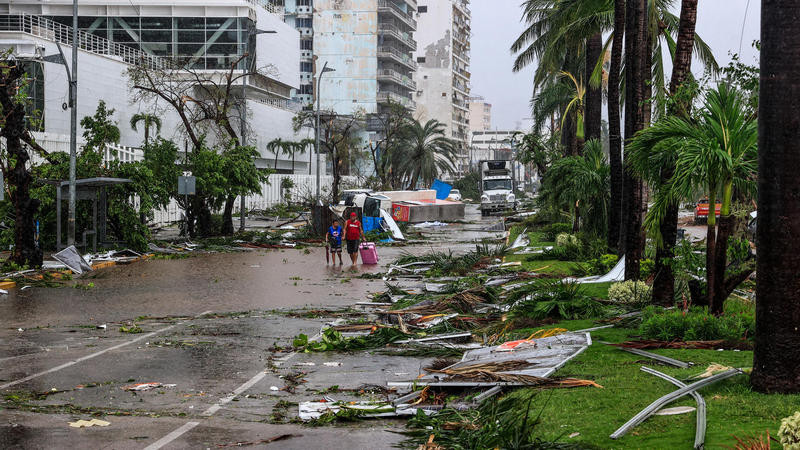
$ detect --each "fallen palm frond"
[388,288,493,315]
[614,339,752,350]
[377,345,465,358]
[424,361,603,388]
[726,431,772,450]
[331,324,386,333]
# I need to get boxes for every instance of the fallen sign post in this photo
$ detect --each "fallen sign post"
[610,368,742,441]
[640,366,707,450]
[607,343,693,369]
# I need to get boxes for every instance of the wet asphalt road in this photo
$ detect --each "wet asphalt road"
[0,206,504,449]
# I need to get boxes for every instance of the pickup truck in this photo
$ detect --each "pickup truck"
[694,198,722,223]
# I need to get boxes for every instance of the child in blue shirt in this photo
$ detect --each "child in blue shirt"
[326,219,343,265]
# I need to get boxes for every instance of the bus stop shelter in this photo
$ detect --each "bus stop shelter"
[55,177,131,252]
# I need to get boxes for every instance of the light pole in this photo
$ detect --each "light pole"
[315,62,335,203]
[67,0,78,246]
[239,27,276,233]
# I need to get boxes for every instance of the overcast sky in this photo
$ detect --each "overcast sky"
[470,0,762,130]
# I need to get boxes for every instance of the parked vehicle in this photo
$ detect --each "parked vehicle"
[693,198,722,223]
[479,160,516,216]
[447,189,462,201]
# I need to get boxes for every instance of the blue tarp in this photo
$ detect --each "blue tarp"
[363,216,383,232]
[431,179,453,200]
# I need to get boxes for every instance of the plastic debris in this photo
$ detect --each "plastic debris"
[69,419,110,428]
[96,324,107,330]
[121,382,175,391]
[270,386,280,391]
[413,221,448,228]
[323,362,342,367]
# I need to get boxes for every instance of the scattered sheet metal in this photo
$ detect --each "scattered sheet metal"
[483,221,505,232]
[380,209,406,241]
[413,221,448,228]
[148,243,178,254]
[515,246,554,255]
[53,245,93,275]
[390,333,592,388]
[641,366,707,449]
[565,256,626,284]
[613,345,693,368]
[395,332,473,345]
[655,406,697,416]
[610,368,742,440]
[424,283,448,293]
[510,228,530,249]
[485,275,518,287]
[122,382,176,391]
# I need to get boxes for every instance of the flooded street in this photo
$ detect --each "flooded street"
[0,206,504,449]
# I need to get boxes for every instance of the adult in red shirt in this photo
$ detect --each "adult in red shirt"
[344,212,364,264]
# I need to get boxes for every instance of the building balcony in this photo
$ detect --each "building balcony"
[377,46,417,71]
[453,51,470,65]
[378,69,416,90]
[378,0,417,30]
[378,23,417,50]
[377,90,416,110]
[453,80,469,95]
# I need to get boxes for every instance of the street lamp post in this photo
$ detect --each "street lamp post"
[315,62,335,203]
[239,27,276,233]
[67,0,78,246]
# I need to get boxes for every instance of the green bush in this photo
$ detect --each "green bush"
[640,258,655,279]
[555,233,578,247]
[588,254,619,275]
[510,280,605,320]
[639,306,755,342]
[542,223,573,241]
[779,411,800,449]
[608,280,652,304]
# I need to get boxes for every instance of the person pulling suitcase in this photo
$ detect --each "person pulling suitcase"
[344,212,364,265]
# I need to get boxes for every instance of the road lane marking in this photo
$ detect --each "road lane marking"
[0,311,213,390]
[143,331,321,449]
[142,421,200,450]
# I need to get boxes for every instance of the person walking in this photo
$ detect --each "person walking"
[344,212,363,265]
[326,219,343,265]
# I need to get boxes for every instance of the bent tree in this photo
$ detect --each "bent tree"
[752,0,800,394]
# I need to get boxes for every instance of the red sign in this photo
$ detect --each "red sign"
[392,203,410,222]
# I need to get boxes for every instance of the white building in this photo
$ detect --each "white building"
[413,0,471,176]
[268,0,314,105]
[468,95,491,134]
[0,0,317,173]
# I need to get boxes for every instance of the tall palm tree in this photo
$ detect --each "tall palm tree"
[266,138,291,171]
[129,113,162,146]
[560,71,586,151]
[652,0,700,305]
[628,83,757,313]
[296,138,314,175]
[400,119,458,189]
[751,0,800,394]
[607,0,625,250]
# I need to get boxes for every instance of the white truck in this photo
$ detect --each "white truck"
[479,160,516,216]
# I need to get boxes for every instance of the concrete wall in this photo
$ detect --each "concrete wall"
[314,0,379,115]
[469,99,491,133]
[255,5,301,90]
[413,0,453,129]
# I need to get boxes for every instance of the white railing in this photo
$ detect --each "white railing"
[0,13,163,69]
[251,96,303,113]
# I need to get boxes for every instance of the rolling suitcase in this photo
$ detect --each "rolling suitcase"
[359,242,379,264]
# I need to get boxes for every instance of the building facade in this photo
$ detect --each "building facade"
[0,0,315,172]
[468,95,491,134]
[413,0,471,176]
[269,0,314,105]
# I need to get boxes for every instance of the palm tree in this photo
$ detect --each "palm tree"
[628,83,757,313]
[129,113,162,146]
[296,138,314,175]
[539,139,609,236]
[751,0,800,394]
[607,0,625,251]
[651,0,700,305]
[266,138,291,171]
[399,119,458,190]
[560,71,586,151]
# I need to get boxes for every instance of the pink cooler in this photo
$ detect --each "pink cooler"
[359,242,379,264]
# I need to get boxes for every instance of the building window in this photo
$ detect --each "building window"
[298,18,312,28]
[418,6,428,13]
[300,39,313,50]
[417,56,426,63]
[300,84,313,94]
[300,62,313,72]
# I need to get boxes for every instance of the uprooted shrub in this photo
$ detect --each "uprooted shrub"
[639,306,755,342]
[608,280,652,305]
[509,280,605,320]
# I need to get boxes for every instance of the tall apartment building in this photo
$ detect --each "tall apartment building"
[311,0,418,117]
[469,96,491,133]
[413,0,471,172]
[269,0,314,105]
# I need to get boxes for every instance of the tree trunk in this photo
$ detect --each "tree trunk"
[584,33,603,143]
[0,64,42,268]
[704,218,716,308]
[711,214,734,314]
[622,0,648,280]
[144,125,150,146]
[221,195,235,235]
[653,0,699,305]
[291,152,296,173]
[752,0,800,393]
[608,0,625,251]
[561,111,578,156]
[330,146,341,203]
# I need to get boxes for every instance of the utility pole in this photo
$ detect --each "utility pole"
[67,0,78,246]
[239,27,275,233]
[315,61,335,202]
